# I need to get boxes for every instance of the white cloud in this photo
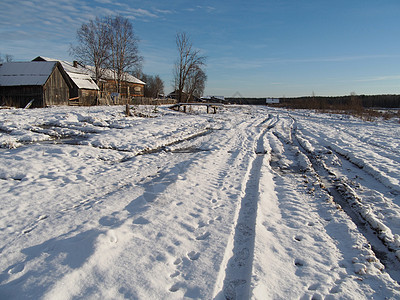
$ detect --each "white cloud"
[355,75,400,82]
[154,9,174,14]
[94,0,113,3]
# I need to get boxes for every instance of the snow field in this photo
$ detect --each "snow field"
[0,105,400,299]
[290,110,400,265]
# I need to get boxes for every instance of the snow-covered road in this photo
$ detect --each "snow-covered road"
[0,105,399,299]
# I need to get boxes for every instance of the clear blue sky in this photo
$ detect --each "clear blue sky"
[2,0,400,97]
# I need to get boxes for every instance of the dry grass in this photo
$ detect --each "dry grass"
[282,95,400,122]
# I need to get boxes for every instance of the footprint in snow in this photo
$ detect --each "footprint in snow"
[295,258,306,267]
[294,235,303,242]
[197,220,207,228]
[173,258,182,265]
[99,215,119,227]
[169,282,181,292]
[308,283,319,291]
[8,263,24,274]
[170,270,180,278]
[179,222,196,233]
[187,251,200,261]
[22,226,35,234]
[311,293,323,300]
[189,212,201,218]
[132,216,151,225]
[38,215,48,221]
[196,231,210,240]
[330,285,341,294]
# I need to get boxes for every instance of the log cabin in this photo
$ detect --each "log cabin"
[0,61,72,108]
[33,56,99,106]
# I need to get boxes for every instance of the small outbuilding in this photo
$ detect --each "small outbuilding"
[34,57,144,104]
[266,98,280,104]
[167,90,201,102]
[0,61,72,108]
[33,56,100,106]
[90,68,145,101]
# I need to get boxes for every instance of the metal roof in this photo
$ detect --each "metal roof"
[0,61,56,86]
[84,65,146,85]
[33,56,99,90]
[34,56,144,86]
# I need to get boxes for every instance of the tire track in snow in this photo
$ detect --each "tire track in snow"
[215,128,268,300]
[289,116,400,283]
[258,113,400,298]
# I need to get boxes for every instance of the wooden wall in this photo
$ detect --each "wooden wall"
[79,89,98,106]
[100,80,144,98]
[43,65,70,106]
[0,86,43,108]
[0,63,71,108]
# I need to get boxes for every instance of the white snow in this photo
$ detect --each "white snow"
[0,62,57,86]
[0,105,399,299]
[33,57,99,91]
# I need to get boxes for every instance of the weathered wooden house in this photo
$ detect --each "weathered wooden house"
[33,56,99,106]
[167,90,201,102]
[34,57,145,104]
[86,67,145,102]
[0,61,72,108]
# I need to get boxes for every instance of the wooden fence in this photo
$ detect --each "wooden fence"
[97,94,177,106]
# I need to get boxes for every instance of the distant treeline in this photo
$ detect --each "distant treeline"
[225,94,400,108]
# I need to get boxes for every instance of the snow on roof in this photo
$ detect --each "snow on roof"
[68,72,99,90]
[33,56,99,90]
[34,56,143,87]
[0,61,56,86]
[84,65,145,85]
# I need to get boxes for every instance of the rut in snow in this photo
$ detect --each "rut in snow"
[216,129,268,300]
[289,116,400,283]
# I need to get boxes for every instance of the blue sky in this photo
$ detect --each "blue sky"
[1,0,400,97]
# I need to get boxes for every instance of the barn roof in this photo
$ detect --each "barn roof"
[33,56,144,86]
[0,61,57,86]
[33,56,99,90]
[84,65,146,85]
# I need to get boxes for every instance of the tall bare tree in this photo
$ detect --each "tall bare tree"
[5,54,13,62]
[0,53,14,63]
[107,16,142,94]
[70,17,109,84]
[185,66,207,100]
[174,32,206,102]
[142,74,164,98]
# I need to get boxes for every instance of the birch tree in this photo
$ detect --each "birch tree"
[107,16,142,94]
[70,17,109,84]
[71,15,142,93]
[142,74,164,98]
[185,66,207,100]
[174,32,206,102]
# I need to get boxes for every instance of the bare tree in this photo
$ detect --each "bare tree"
[107,16,142,94]
[173,32,206,102]
[142,74,164,98]
[70,17,109,84]
[0,53,14,63]
[5,54,14,62]
[185,66,207,100]
[153,75,165,98]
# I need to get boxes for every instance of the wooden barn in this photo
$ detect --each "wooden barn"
[167,90,201,102]
[34,57,144,104]
[0,61,72,108]
[33,56,99,106]
[91,68,145,102]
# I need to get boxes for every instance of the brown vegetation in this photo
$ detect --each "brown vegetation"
[225,94,400,122]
